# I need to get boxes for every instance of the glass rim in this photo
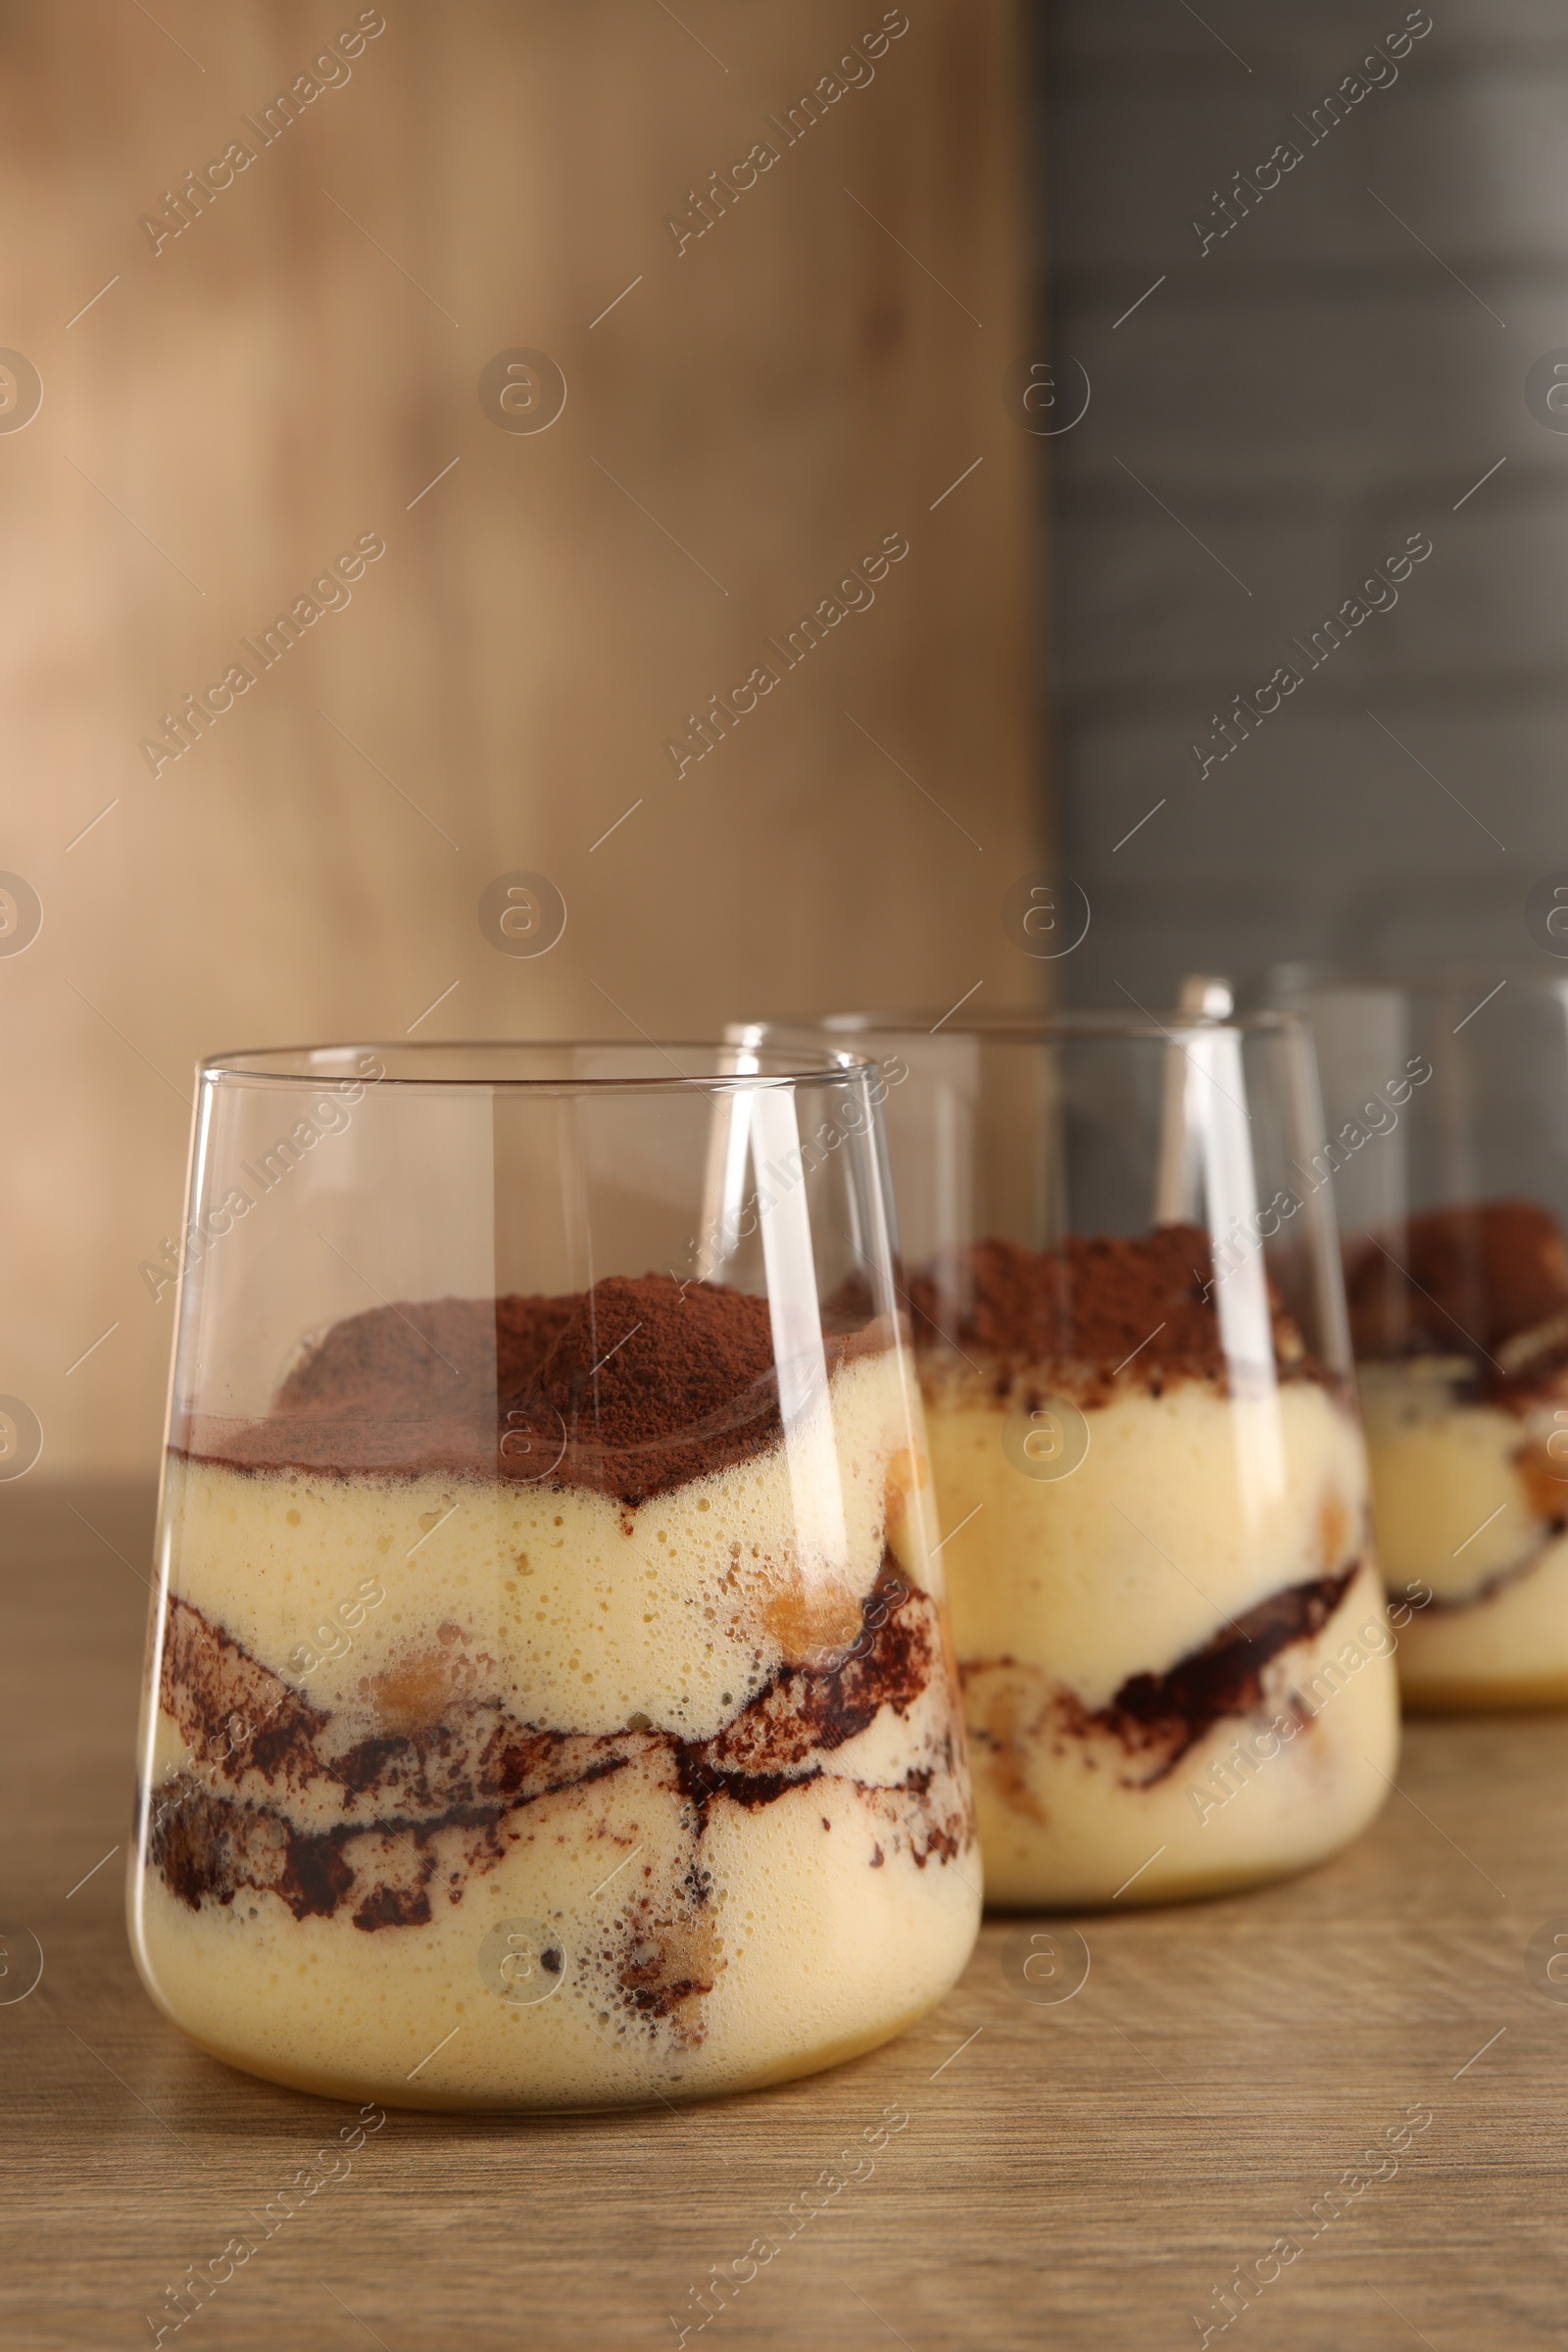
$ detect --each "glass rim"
[732,1006,1308,1044]
[1270,958,1568,997]
[195,1038,882,1093]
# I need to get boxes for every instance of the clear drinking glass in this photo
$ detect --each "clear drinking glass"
[129,1043,979,2110]
[731,1013,1399,1909]
[1274,965,1568,1709]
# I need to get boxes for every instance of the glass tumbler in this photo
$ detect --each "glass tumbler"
[1275,966,1568,1709]
[130,1043,979,2110]
[731,1013,1399,1909]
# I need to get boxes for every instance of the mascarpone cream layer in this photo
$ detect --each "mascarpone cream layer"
[1359,1359,1568,1703]
[964,1561,1396,1909]
[925,1372,1374,1705]
[133,1754,979,2111]
[158,1348,935,1742]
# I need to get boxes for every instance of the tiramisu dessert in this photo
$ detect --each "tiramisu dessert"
[1347,1199,1568,1707]
[130,1275,979,2109]
[908,1226,1398,1909]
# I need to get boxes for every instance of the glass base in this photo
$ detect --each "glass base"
[141,1984,955,2114]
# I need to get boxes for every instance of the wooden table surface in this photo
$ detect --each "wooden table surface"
[4,1485,1565,2352]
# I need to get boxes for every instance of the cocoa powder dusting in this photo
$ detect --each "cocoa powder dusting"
[176,1274,886,1502]
[906,1226,1305,1396]
[1346,1200,1568,1403]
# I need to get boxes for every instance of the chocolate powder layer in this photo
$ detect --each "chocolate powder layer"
[964,1562,1358,1790]
[175,1274,890,1503]
[1086,1561,1357,1774]
[145,1558,970,2035]
[906,1226,1308,1397]
[1345,1200,1568,1404]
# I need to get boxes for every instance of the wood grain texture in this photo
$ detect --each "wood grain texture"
[0,0,1043,1482]
[2,1484,1564,2350]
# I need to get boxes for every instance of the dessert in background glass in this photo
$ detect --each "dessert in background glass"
[1275,966,1568,1709]
[730,1013,1398,1910]
[130,1043,979,2110]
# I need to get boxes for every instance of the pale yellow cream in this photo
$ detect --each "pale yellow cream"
[1359,1359,1568,1706]
[923,1370,1398,1908]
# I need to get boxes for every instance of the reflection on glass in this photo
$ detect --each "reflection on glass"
[1278,966,1568,1710]
[733,1013,1399,1910]
[129,1043,979,2109]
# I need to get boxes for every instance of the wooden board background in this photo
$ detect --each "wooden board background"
[0,0,1043,1482]
[5,1483,1568,2350]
